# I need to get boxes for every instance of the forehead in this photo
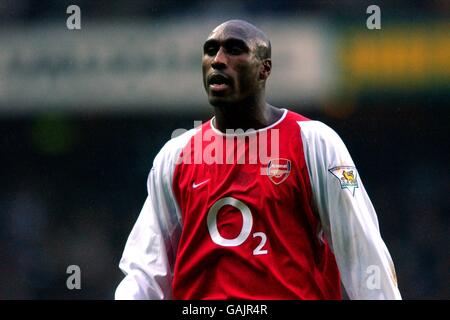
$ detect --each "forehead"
[206,24,253,44]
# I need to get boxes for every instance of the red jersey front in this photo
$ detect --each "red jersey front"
[171,110,341,299]
[116,108,401,300]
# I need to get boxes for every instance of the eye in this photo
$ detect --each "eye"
[204,45,218,56]
[228,46,244,55]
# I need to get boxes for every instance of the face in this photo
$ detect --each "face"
[202,25,266,107]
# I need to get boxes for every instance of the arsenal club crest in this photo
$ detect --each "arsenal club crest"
[266,158,291,185]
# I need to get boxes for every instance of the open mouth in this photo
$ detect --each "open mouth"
[208,73,231,92]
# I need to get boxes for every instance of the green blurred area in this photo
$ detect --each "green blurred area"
[31,114,77,156]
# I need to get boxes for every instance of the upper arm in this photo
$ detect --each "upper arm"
[115,128,198,300]
[298,120,401,299]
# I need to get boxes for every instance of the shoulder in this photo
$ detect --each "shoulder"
[297,120,344,146]
[147,127,199,192]
[151,127,200,172]
[282,109,344,146]
[297,119,354,169]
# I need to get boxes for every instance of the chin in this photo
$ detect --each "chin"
[208,97,235,108]
[207,92,231,106]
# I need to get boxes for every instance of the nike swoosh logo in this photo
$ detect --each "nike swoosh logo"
[192,179,210,189]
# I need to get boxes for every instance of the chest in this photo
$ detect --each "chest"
[174,136,311,222]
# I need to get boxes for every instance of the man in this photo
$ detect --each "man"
[115,20,401,300]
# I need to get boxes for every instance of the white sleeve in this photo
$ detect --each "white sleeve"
[115,129,197,300]
[299,120,401,300]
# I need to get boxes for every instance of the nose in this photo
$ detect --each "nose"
[211,47,227,70]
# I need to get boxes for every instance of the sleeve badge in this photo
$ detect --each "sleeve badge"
[328,166,359,196]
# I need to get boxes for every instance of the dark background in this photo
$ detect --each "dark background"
[0,0,448,299]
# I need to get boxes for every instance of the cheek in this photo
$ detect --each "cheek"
[235,63,259,92]
[202,60,210,85]
[202,60,209,76]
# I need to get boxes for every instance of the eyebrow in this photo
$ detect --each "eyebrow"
[203,38,250,52]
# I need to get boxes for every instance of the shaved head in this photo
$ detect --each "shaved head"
[208,20,271,60]
[202,20,272,108]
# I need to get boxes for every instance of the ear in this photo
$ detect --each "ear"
[259,59,272,80]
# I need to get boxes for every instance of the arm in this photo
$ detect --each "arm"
[115,143,183,300]
[299,120,401,300]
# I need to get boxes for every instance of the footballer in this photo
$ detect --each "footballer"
[115,20,401,300]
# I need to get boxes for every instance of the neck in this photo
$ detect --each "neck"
[213,95,283,132]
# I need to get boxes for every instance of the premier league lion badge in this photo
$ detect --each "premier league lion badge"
[329,166,359,196]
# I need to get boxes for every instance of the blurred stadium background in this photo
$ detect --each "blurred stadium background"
[0,0,448,299]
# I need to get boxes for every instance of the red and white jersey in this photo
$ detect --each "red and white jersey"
[115,109,401,300]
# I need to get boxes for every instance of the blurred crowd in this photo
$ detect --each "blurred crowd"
[0,0,448,299]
